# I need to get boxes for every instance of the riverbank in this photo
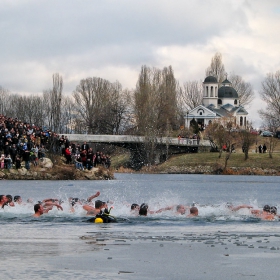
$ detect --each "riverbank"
[0,157,114,180]
[1,150,279,180]
[112,151,280,175]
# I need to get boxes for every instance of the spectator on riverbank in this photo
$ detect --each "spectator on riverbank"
[64,147,72,164]
[22,149,31,170]
[0,114,113,171]
[4,154,12,169]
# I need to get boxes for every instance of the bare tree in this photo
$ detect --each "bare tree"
[267,136,278,158]
[42,89,53,129]
[133,65,181,167]
[6,94,24,120]
[205,116,240,170]
[42,73,63,132]
[229,73,254,108]
[239,129,256,160]
[51,73,63,132]
[205,52,226,84]
[0,87,10,115]
[180,80,203,110]
[258,70,280,130]
[60,96,76,133]
[30,95,46,128]
[73,77,128,134]
[134,65,180,136]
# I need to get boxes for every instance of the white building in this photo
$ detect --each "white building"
[185,76,248,129]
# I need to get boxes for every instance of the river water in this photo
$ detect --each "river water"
[1,174,280,279]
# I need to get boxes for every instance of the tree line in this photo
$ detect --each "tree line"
[0,53,278,137]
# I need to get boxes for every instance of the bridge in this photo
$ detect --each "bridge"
[63,134,210,146]
[63,134,212,168]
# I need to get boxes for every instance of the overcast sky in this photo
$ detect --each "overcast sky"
[1,0,280,128]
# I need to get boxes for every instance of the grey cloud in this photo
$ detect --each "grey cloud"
[0,0,250,61]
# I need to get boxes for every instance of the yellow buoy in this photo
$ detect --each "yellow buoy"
[95,217,103,223]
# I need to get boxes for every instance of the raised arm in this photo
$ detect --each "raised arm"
[231,204,253,212]
[87,191,100,202]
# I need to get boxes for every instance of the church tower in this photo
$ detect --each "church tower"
[202,76,218,108]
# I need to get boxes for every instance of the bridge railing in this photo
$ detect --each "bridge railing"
[62,134,210,146]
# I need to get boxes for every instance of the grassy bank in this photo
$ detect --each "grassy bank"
[111,141,280,174]
[157,152,280,170]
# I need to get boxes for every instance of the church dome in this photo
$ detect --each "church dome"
[204,76,218,83]
[218,86,238,98]
[222,78,231,85]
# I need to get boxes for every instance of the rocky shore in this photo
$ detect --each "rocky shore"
[0,158,114,180]
[160,165,280,175]
[115,164,280,176]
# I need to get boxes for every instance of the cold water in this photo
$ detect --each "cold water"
[1,174,280,279]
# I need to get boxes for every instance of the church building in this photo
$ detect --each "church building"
[185,76,248,130]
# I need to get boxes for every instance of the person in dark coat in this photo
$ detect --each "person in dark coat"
[22,149,31,170]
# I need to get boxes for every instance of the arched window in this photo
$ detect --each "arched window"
[240,116,243,126]
[206,86,208,97]
[210,86,213,97]
[218,99,222,105]
[197,109,204,116]
[234,99,237,105]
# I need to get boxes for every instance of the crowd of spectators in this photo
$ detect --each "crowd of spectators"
[59,137,111,170]
[0,115,111,171]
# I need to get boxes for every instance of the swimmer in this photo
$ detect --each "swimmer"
[226,203,253,212]
[131,203,140,211]
[14,195,23,204]
[6,195,15,207]
[154,205,174,214]
[68,197,83,213]
[33,203,44,217]
[130,203,140,215]
[251,205,275,220]
[176,204,190,215]
[139,203,149,216]
[69,197,81,206]
[270,206,278,215]
[138,203,175,216]
[187,206,198,217]
[33,202,63,217]
[0,195,8,209]
[83,200,104,216]
[40,199,63,212]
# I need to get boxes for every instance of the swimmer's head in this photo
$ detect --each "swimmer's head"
[34,203,43,214]
[226,202,233,208]
[139,203,148,216]
[6,195,13,203]
[270,206,277,214]
[190,206,198,216]
[140,203,148,209]
[263,205,270,212]
[176,204,186,215]
[14,195,21,202]
[131,203,139,210]
[95,200,103,209]
[71,198,80,206]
